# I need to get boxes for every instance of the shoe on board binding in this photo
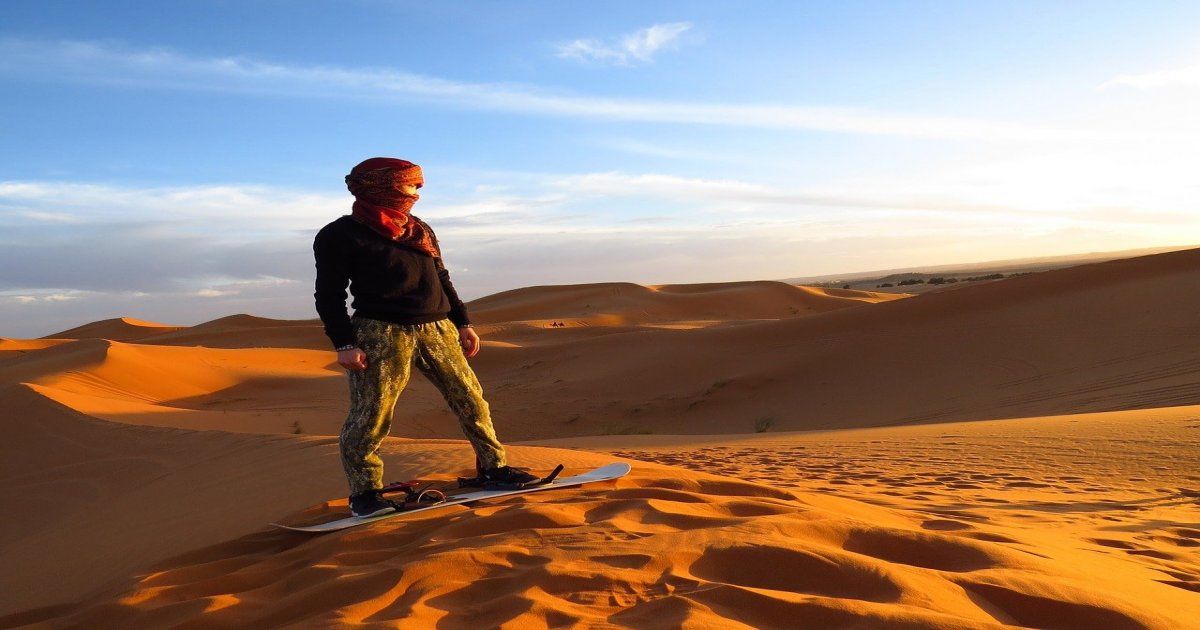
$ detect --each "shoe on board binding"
[458,464,564,491]
[349,490,402,518]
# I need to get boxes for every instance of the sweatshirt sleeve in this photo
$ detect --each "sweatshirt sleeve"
[313,226,358,349]
[435,255,472,327]
[425,222,472,327]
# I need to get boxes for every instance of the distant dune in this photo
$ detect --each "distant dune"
[0,337,72,353]
[141,313,333,349]
[40,316,186,341]
[462,246,1200,436]
[6,249,1200,439]
[467,280,903,326]
[3,247,1198,627]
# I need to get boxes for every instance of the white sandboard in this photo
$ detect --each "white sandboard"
[272,462,631,534]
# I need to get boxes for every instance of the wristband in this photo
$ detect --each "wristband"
[335,344,356,351]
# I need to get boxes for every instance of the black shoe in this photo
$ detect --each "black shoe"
[480,465,540,486]
[349,490,399,518]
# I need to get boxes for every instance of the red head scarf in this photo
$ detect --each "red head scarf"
[345,157,440,258]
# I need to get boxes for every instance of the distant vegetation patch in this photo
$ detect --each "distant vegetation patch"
[876,271,1035,288]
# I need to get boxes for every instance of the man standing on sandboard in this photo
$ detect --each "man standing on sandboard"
[313,157,538,519]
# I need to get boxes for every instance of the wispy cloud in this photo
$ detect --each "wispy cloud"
[556,22,695,66]
[0,180,344,234]
[1,170,1195,337]
[1101,61,1200,89]
[0,38,1092,142]
[587,137,736,161]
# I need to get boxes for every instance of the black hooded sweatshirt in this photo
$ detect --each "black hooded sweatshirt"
[313,215,471,349]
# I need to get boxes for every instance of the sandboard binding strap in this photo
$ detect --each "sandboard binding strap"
[379,480,447,508]
[457,464,565,491]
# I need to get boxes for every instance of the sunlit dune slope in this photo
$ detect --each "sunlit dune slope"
[9,404,1196,628]
[0,337,72,353]
[534,404,1200,607]
[0,337,341,433]
[41,316,185,341]
[0,380,615,618]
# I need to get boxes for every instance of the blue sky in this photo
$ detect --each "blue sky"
[2,1,1199,336]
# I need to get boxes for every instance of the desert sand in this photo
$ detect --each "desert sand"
[1,248,1199,628]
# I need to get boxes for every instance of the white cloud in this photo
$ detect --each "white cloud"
[588,136,735,161]
[195,288,237,297]
[1101,62,1200,90]
[0,181,345,234]
[0,38,1094,142]
[557,22,694,66]
[1,169,1196,338]
[1,289,86,304]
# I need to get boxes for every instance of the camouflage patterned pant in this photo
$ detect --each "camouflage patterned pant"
[340,315,507,496]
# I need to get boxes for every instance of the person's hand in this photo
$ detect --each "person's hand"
[337,347,368,371]
[459,326,481,358]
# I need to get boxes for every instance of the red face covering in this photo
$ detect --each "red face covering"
[345,157,441,258]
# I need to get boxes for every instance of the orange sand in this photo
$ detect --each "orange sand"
[1,252,1199,627]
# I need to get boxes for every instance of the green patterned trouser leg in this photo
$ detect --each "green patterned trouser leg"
[340,315,508,496]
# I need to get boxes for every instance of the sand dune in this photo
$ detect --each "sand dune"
[5,249,1200,440]
[41,316,185,341]
[3,249,1199,627]
[8,417,1195,627]
[454,246,1200,437]
[140,313,335,350]
[0,279,910,436]
[466,280,902,326]
[0,380,619,619]
[0,337,71,354]
[5,379,1196,628]
[537,405,1200,603]
[0,337,343,433]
